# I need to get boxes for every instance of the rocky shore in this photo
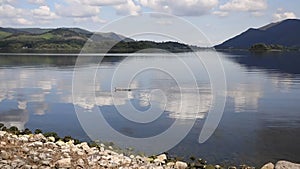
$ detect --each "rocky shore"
[0,130,299,169]
[0,130,191,169]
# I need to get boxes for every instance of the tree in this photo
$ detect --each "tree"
[250,43,270,51]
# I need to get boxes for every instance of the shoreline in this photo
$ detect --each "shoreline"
[1,127,299,169]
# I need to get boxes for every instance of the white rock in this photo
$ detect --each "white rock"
[66,140,74,145]
[154,159,162,164]
[18,135,29,142]
[0,131,6,137]
[44,142,57,148]
[56,158,71,168]
[215,164,222,169]
[157,154,167,162]
[29,141,43,147]
[11,135,18,139]
[261,162,274,169]
[22,147,30,153]
[275,161,300,169]
[77,158,85,166]
[167,162,175,167]
[175,161,188,169]
[63,152,70,158]
[77,150,85,156]
[41,160,50,166]
[47,136,55,142]
[56,140,65,147]
[0,150,10,160]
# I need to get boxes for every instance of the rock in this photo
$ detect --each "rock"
[38,153,47,160]
[23,165,32,169]
[275,161,300,169]
[77,158,85,166]
[0,141,6,146]
[228,166,237,169]
[156,154,167,162]
[33,156,40,163]
[48,136,55,142]
[167,162,175,167]
[0,131,6,137]
[18,135,29,142]
[175,161,188,169]
[22,147,30,153]
[56,140,65,147]
[206,164,215,169]
[63,152,70,158]
[41,160,50,166]
[0,150,10,160]
[55,158,72,168]
[154,159,162,164]
[261,162,274,169]
[33,141,43,147]
[77,150,85,156]
[215,164,222,169]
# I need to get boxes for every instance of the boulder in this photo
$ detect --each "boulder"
[175,161,188,169]
[157,154,167,162]
[261,162,274,169]
[275,161,300,169]
[55,158,71,168]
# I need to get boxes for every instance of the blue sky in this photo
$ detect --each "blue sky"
[0,0,299,45]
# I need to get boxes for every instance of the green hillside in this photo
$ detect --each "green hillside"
[0,27,196,53]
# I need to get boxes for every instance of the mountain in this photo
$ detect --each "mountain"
[215,19,300,50]
[0,27,194,53]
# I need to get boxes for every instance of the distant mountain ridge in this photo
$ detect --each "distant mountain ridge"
[0,27,132,42]
[0,27,194,53]
[215,19,300,50]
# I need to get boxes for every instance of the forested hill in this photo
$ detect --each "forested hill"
[215,19,300,50]
[0,27,196,53]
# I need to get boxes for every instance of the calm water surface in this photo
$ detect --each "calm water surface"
[0,51,300,166]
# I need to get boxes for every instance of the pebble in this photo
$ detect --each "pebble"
[0,131,299,169]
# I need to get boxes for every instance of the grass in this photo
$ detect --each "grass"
[0,31,12,39]
[39,33,56,40]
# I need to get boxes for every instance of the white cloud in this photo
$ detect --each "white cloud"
[272,9,297,22]
[138,0,218,16]
[91,16,106,23]
[251,11,264,17]
[15,18,33,25]
[0,4,23,17]
[0,0,16,4]
[219,0,267,12]
[55,3,100,18]
[74,16,106,23]
[0,4,33,25]
[212,11,229,17]
[28,0,46,5]
[80,0,126,6]
[114,0,141,16]
[31,5,58,20]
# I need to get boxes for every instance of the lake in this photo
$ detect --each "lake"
[0,51,300,167]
